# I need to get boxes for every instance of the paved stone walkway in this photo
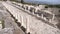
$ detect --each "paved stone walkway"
[0,2,25,34]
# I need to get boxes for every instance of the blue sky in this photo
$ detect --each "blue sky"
[24,0,60,4]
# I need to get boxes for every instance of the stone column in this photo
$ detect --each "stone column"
[52,14,55,20]
[18,15,22,25]
[26,16,30,33]
[15,13,17,19]
[32,10,34,14]
[49,19,52,22]
[35,9,40,17]
[24,6,26,10]
[28,6,30,11]
[44,17,47,21]
[21,16,24,26]
[41,14,43,18]
[0,21,2,29]
[17,14,20,22]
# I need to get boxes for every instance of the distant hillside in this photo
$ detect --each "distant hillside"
[23,0,60,5]
[11,0,60,8]
[23,1,60,8]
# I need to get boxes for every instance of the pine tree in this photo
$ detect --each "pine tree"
[21,0,23,3]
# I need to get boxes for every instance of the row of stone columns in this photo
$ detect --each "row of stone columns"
[6,2,30,33]
[9,2,55,33]
[12,1,55,23]
[26,6,55,22]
